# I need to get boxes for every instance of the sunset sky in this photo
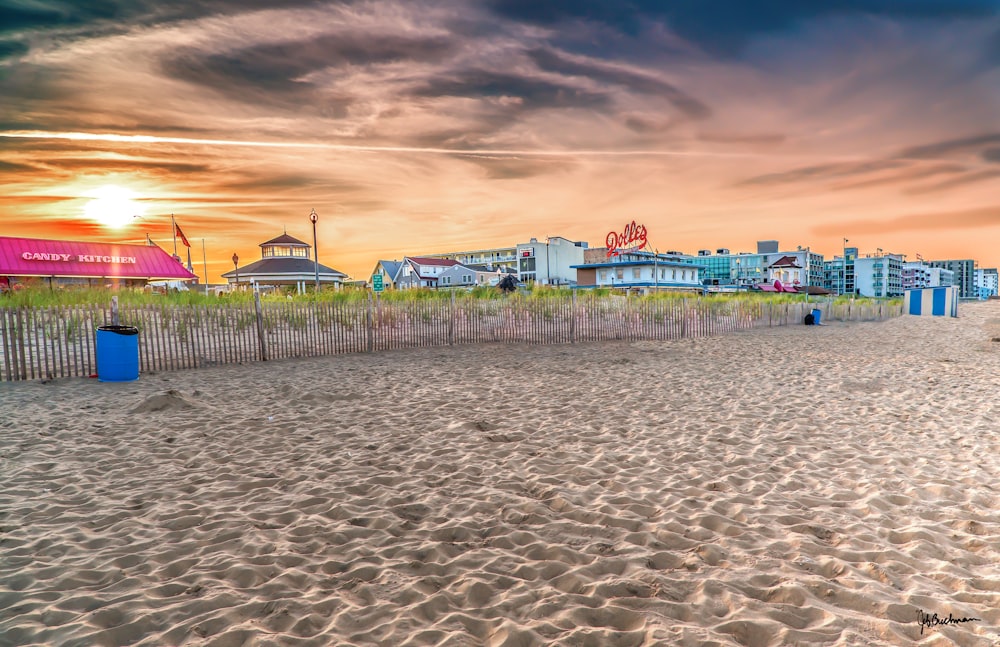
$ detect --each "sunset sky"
[2,1,1000,282]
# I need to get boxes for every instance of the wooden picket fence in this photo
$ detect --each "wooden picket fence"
[0,294,901,382]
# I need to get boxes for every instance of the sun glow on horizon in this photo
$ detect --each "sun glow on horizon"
[82,185,146,228]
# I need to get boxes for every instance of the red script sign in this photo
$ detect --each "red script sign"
[606,221,648,257]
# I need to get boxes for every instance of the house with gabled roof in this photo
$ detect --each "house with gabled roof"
[767,255,805,289]
[371,259,404,289]
[438,263,517,288]
[395,256,462,289]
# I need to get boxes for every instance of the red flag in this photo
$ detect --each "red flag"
[175,222,191,248]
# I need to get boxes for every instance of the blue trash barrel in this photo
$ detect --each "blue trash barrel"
[811,308,822,325]
[95,325,140,382]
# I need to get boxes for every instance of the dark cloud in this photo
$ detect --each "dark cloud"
[412,69,610,110]
[0,1,126,34]
[163,31,454,108]
[904,169,1000,194]
[738,160,906,186]
[488,0,998,57]
[0,159,37,172]
[624,115,671,134]
[526,47,710,118]
[455,154,573,180]
[39,157,211,174]
[896,133,1000,159]
[829,163,965,191]
[0,0,336,35]
[981,147,1000,162]
[0,39,28,61]
[697,132,786,145]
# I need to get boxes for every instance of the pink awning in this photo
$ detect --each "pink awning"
[0,236,198,280]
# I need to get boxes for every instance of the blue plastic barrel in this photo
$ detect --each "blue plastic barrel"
[811,308,822,325]
[96,325,140,382]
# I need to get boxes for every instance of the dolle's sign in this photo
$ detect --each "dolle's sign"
[606,221,648,257]
[21,252,137,264]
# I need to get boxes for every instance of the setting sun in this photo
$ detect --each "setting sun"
[82,185,145,228]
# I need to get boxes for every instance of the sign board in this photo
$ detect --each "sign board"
[606,220,648,257]
[372,274,384,292]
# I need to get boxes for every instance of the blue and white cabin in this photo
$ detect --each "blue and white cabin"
[904,286,959,317]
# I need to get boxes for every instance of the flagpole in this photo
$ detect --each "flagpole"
[172,214,177,257]
[202,239,209,296]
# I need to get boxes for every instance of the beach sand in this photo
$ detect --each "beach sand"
[1,302,999,646]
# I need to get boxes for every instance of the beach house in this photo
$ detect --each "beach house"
[394,257,462,289]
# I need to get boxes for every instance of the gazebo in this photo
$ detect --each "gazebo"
[222,232,346,293]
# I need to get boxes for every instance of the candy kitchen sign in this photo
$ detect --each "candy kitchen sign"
[606,220,648,257]
[21,251,137,264]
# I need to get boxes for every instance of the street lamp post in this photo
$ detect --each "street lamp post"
[309,208,320,293]
[232,253,239,290]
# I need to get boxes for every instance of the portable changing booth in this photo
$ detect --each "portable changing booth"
[904,286,959,317]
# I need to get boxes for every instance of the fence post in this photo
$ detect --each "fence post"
[16,307,27,380]
[366,291,374,353]
[570,291,577,344]
[253,290,268,361]
[681,298,687,337]
[111,295,120,326]
[449,292,455,346]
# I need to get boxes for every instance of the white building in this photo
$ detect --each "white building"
[903,262,954,289]
[572,250,701,292]
[516,236,588,286]
[853,254,904,297]
[928,267,954,288]
[766,255,807,289]
[419,246,518,271]
[975,268,998,298]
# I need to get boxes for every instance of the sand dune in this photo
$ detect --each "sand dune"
[1,302,998,646]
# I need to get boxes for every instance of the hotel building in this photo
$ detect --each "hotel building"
[418,246,518,272]
[852,253,904,298]
[515,237,588,286]
[975,268,999,299]
[691,241,823,291]
[928,259,976,299]
[902,262,954,290]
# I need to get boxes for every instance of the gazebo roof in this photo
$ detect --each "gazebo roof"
[222,257,346,278]
[260,233,310,247]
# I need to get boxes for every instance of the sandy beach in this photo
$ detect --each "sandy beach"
[2,301,999,647]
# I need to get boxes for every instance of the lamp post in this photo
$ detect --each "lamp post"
[232,253,239,291]
[309,208,320,293]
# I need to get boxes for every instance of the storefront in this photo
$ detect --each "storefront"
[0,236,197,291]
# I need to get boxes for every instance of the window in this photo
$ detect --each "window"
[632,268,641,279]
[672,270,676,280]
[616,268,624,280]
[600,270,608,281]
